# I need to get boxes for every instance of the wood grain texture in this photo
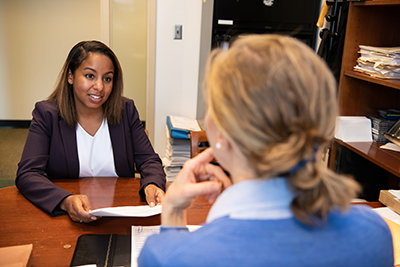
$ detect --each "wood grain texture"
[0,177,212,267]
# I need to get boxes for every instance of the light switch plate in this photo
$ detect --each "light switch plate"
[174,25,182,40]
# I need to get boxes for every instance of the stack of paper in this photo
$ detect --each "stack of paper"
[163,116,200,182]
[354,45,400,79]
[162,133,190,182]
[335,116,373,142]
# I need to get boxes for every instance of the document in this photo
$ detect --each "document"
[359,45,400,58]
[335,116,373,142]
[381,142,400,152]
[374,207,400,225]
[131,225,201,267]
[170,115,201,131]
[374,207,400,265]
[89,205,162,217]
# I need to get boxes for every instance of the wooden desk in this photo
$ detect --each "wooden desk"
[0,177,212,267]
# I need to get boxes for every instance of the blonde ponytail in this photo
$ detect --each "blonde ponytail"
[204,34,360,225]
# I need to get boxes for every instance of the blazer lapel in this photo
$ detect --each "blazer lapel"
[59,119,79,178]
[109,122,132,176]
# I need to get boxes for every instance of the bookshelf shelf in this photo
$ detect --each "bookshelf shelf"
[329,1,400,184]
[344,71,400,91]
[354,0,400,6]
[332,139,400,178]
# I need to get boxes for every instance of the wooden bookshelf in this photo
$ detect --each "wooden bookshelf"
[329,1,400,181]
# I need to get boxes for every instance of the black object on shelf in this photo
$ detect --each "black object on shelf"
[211,0,321,49]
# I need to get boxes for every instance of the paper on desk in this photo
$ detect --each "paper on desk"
[381,142,400,152]
[89,205,162,217]
[374,207,400,225]
[374,207,400,266]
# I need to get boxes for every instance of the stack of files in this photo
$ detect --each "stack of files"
[367,115,396,143]
[162,132,190,182]
[163,116,201,182]
[354,45,400,79]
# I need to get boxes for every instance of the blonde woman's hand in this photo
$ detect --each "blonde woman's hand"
[162,148,232,226]
[60,195,100,223]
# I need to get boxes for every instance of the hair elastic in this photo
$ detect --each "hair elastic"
[288,145,319,175]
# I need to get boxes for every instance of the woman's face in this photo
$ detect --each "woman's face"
[68,52,114,115]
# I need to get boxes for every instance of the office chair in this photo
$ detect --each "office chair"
[190,130,209,158]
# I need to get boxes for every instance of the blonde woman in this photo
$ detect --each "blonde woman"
[138,35,393,266]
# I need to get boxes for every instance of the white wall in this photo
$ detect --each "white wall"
[0,0,149,122]
[152,0,203,158]
[0,0,101,120]
[111,0,148,120]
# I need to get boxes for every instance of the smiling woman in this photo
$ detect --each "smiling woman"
[67,53,115,136]
[16,41,166,224]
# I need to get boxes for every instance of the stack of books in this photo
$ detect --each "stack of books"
[367,114,397,143]
[354,45,400,79]
[162,115,202,182]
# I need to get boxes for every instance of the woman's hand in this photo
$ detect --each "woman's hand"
[60,195,100,223]
[145,184,165,207]
[162,148,232,226]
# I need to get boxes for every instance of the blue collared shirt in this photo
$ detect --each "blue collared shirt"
[207,177,295,223]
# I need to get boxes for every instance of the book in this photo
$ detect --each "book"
[0,243,33,267]
[70,234,130,267]
[166,115,201,139]
[378,109,400,120]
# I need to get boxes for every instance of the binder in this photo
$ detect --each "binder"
[70,234,130,267]
[166,116,201,139]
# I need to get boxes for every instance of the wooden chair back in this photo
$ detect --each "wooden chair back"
[190,130,209,158]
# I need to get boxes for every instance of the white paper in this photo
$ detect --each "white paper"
[131,225,201,267]
[381,142,400,152]
[89,205,162,217]
[335,116,373,142]
[374,207,400,225]
[170,115,201,131]
[389,190,400,199]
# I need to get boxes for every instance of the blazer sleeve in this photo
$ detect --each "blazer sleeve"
[16,101,73,216]
[124,99,166,200]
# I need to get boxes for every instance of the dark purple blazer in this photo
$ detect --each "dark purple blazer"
[16,98,166,216]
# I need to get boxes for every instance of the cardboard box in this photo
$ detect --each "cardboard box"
[0,244,32,267]
[379,190,400,215]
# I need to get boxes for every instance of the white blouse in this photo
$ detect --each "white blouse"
[76,118,118,177]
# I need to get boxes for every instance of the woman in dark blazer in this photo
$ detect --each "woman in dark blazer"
[16,41,165,223]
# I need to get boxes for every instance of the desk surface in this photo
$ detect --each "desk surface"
[0,177,212,267]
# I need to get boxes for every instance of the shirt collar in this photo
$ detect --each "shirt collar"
[206,177,295,223]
